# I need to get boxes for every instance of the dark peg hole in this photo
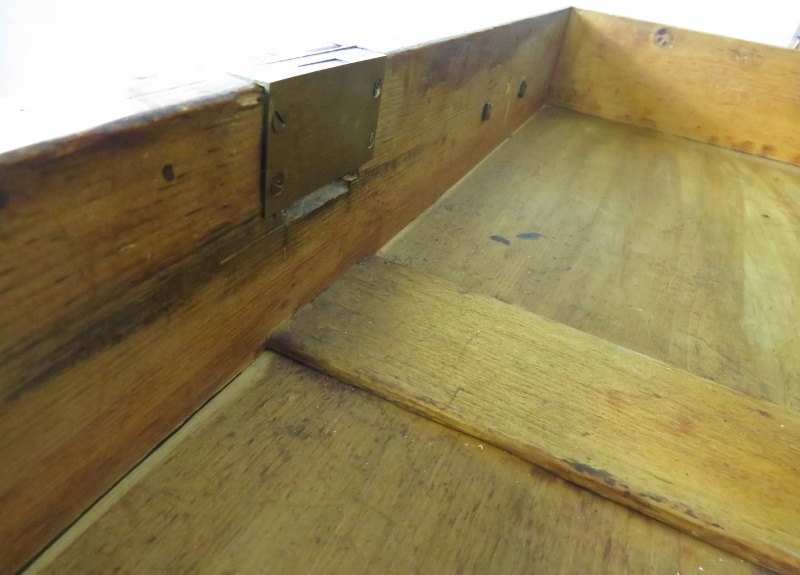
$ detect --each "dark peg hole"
[162,164,176,182]
[481,103,493,122]
[518,80,528,98]
[657,27,668,35]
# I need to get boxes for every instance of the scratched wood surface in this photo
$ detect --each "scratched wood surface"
[271,256,800,574]
[26,352,763,575]
[548,9,800,166]
[382,105,800,413]
[0,11,569,573]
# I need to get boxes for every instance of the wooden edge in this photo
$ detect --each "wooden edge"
[269,255,800,575]
[548,9,800,166]
[0,10,570,573]
[0,73,264,165]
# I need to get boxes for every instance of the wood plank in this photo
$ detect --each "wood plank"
[0,11,570,573]
[270,255,800,575]
[382,105,800,413]
[27,352,763,575]
[548,9,800,166]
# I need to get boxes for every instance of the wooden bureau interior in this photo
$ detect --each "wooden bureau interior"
[1,7,799,575]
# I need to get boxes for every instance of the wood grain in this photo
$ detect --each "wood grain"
[271,255,800,574]
[27,352,763,575]
[0,11,570,573]
[382,105,800,413]
[548,9,800,166]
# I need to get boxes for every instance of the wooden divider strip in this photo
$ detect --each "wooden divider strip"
[271,255,800,575]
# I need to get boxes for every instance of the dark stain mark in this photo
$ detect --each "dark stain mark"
[604,539,611,558]
[564,459,617,486]
[712,522,724,530]
[641,492,666,504]
[490,235,510,245]
[763,214,771,219]
[360,144,427,180]
[5,214,272,402]
[226,431,236,438]
[0,190,8,210]
[422,23,535,92]
[286,423,307,438]
[735,140,755,154]
[145,535,156,544]
[758,409,773,418]
[162,164,175,182]
[761,144,777,157]
[516,232,542,240]
[684,508,698,519]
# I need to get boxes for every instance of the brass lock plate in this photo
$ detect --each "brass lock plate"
[239,48,386,226]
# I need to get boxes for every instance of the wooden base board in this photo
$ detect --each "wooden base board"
[271,256,800,575]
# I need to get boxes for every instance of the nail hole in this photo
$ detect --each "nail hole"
[162,164,175,182]
[518,80,528,98]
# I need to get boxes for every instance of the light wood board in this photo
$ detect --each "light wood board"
[382,105,800,413]
[27,352,762,575]
[0,11,570,573]
[271,255,800,574]
[549,10,800,166]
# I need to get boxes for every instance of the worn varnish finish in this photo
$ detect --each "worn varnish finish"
[271,256,800,574]
[28,352,762,575]
[0,11,570,573]
[383,106,800,413]
[549,10,800,165]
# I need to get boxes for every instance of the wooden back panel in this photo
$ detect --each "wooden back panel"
[549,9,800,166]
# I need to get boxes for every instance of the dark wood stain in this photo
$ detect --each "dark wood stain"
[4,215,271,402]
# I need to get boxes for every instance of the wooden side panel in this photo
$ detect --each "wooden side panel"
[381,105,800,413]
[271,256,800,575]
[28,353,760,575]
[0,10,570,573]
[548,10,800,166]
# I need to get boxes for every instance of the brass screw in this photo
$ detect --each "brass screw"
[270,172,285,195]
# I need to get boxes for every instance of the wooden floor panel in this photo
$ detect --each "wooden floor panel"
[28,352,759,575]
[271,256,800,574]
[381,105,800,412]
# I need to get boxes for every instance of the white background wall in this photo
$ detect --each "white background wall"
[1,0,798,99]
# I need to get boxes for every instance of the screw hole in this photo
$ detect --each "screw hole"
[162,164,175,182]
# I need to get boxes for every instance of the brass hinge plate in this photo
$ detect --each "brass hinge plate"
[236,48,386,226]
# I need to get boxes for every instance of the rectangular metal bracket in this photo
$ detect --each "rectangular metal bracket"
[236,48,386,227]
